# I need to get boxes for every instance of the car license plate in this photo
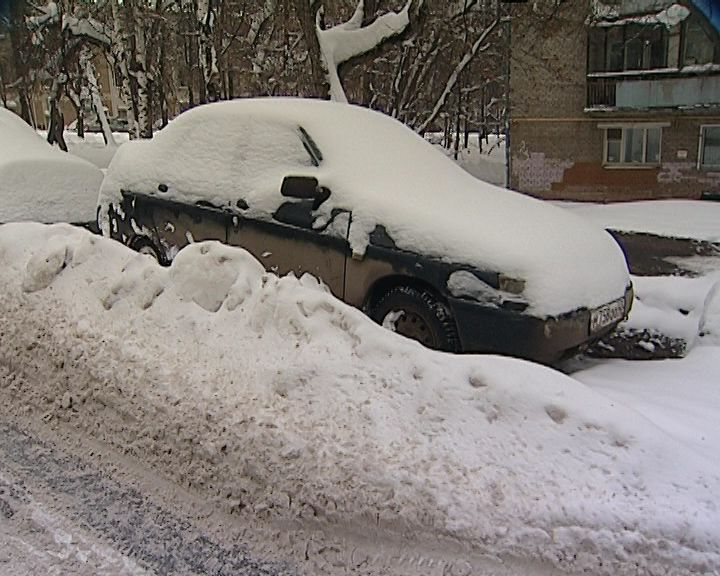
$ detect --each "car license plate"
[590,298,625,333]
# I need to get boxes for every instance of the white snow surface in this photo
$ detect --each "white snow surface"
[0,222,718,575]
[99,98,629,316]
[574,270,720,468]
[621,273,720,344]
[557,200,720,242]
[0,108,104,223]
[596,3,690,27]
[575,347,720,465]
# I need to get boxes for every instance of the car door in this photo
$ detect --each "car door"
[150,197,229,259]
[227,199,350,299]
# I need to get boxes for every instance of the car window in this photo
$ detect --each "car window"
[130,115,322,219]
[233,119,316,174]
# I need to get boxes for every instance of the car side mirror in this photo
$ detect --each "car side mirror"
[281,176,319,199]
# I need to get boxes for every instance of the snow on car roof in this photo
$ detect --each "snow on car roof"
[0,108,104,223]
[100,98,629,316]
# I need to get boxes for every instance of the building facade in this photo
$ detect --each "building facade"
[509,0,720,202]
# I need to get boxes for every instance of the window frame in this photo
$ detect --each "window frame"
[588,24,669,74]
[698,125,720,171]
[681,15,719,67]
[599,123,668,168]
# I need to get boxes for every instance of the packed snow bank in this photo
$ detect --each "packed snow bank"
[1,224,718,575]
[100,98,629,317]
[0,109,104,223]
[557,200,720,243]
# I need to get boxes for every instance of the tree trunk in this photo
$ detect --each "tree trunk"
[0,63,8,108]
[76,106,85,138]
[454,82,462,160]
[46,78,68,151]
[8,0,34,126]
[294,0,328,98]
[80,47,116,146]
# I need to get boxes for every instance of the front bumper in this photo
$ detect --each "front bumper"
[448,285,633,364]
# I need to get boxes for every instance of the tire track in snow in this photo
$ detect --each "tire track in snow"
[0,421,297,576]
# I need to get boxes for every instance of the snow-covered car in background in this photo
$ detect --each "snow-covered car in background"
[0,108,104,227]
[98,98,632,362]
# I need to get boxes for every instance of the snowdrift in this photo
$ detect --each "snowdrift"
[0,108,103,224]
[0,223,718,575]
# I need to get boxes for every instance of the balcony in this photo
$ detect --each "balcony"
[587,70,720,109]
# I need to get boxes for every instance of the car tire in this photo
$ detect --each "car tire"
[371,286,460,352]
[131,237,164,265]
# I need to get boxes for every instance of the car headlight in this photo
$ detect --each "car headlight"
[447,270,528,312]
[498,274,525,295]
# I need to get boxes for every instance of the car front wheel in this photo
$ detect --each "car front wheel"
[371,286,460,352]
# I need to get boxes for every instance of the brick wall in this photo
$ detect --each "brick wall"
[510,114,720,202]
[508,0,720,202]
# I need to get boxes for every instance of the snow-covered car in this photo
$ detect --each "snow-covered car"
[0,107,104,227]
[98,98,632,362]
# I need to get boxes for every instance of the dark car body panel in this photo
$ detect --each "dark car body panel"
[449,285,633,362]
[103,191,631,363]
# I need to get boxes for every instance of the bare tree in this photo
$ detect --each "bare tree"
[416,0,506,134]
[7,0,35,125]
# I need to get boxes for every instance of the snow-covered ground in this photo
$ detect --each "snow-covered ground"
[558,199,720,243]
[572,270,720,453]
[1,222,719,575]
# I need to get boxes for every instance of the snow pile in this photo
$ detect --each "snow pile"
[557,200,720,243]
[593,2,690,27]
[590,272,720,359]
[623,274,720,346]
[0,223,718,575]
[100,98,629,316]
[0,108,104,223]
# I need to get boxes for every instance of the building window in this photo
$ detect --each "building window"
[589,24,668,73]
[700,126,720,170]
[682,16,719,67]
[604,126,663,166]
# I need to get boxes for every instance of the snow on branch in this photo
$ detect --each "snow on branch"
[317,0,413,102]
[26,1,59,30]
[27,1,111,46]
[63,15,111,46]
